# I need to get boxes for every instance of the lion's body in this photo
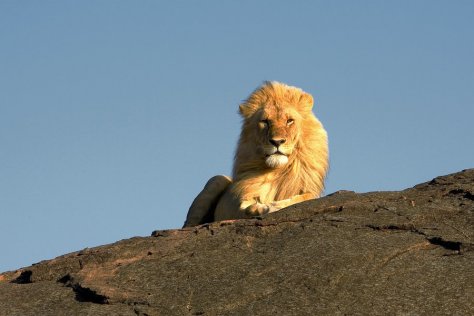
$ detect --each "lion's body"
[183,81,328,227]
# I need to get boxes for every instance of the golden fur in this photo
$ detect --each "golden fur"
[183,81,329,227]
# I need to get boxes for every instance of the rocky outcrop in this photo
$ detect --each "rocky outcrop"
[1,169,473,315]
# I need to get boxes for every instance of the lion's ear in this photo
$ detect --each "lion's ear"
[298,92,314,112]
[239,103,259,118]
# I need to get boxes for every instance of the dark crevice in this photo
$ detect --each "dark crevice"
[449,189,474,201]
[427,237,462,252]
[366,224,473,255]
[365,224,424,235]
[11,270,33,284]
[57,274,72,284]
[71,283,109,304]
[367,224,402,231]
[58,274,109,304]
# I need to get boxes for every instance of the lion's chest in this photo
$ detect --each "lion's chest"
[255,182,274,203]
[241,176,286,204]
[236,168,306,204]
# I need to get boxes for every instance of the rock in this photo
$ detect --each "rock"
[1,169,473,315]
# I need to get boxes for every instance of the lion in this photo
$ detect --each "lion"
[183,81,329,227]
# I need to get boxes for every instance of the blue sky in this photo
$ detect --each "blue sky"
[1,1,473,272]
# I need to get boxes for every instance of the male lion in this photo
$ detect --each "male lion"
[183,81,329,227]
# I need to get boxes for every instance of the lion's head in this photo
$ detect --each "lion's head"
[235,81,327,167]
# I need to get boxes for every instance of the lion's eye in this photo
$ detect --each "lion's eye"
[259,119,269,128]
[287,119,294,126]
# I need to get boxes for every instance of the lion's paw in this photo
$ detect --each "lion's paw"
[245,203,269,216]
[245,203,279,216]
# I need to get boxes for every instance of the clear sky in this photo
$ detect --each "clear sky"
[1,1,473,272]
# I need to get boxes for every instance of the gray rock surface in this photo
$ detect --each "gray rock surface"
[1,169,473,315]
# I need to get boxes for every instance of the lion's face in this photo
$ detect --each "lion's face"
[237,81,317,170]
[254,105,301,168]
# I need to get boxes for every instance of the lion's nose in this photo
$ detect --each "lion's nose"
[270,138,286,147]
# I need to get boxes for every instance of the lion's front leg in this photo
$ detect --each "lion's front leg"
[240,193,315,217]
[268,193,316,212]
[236,191,317,218]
